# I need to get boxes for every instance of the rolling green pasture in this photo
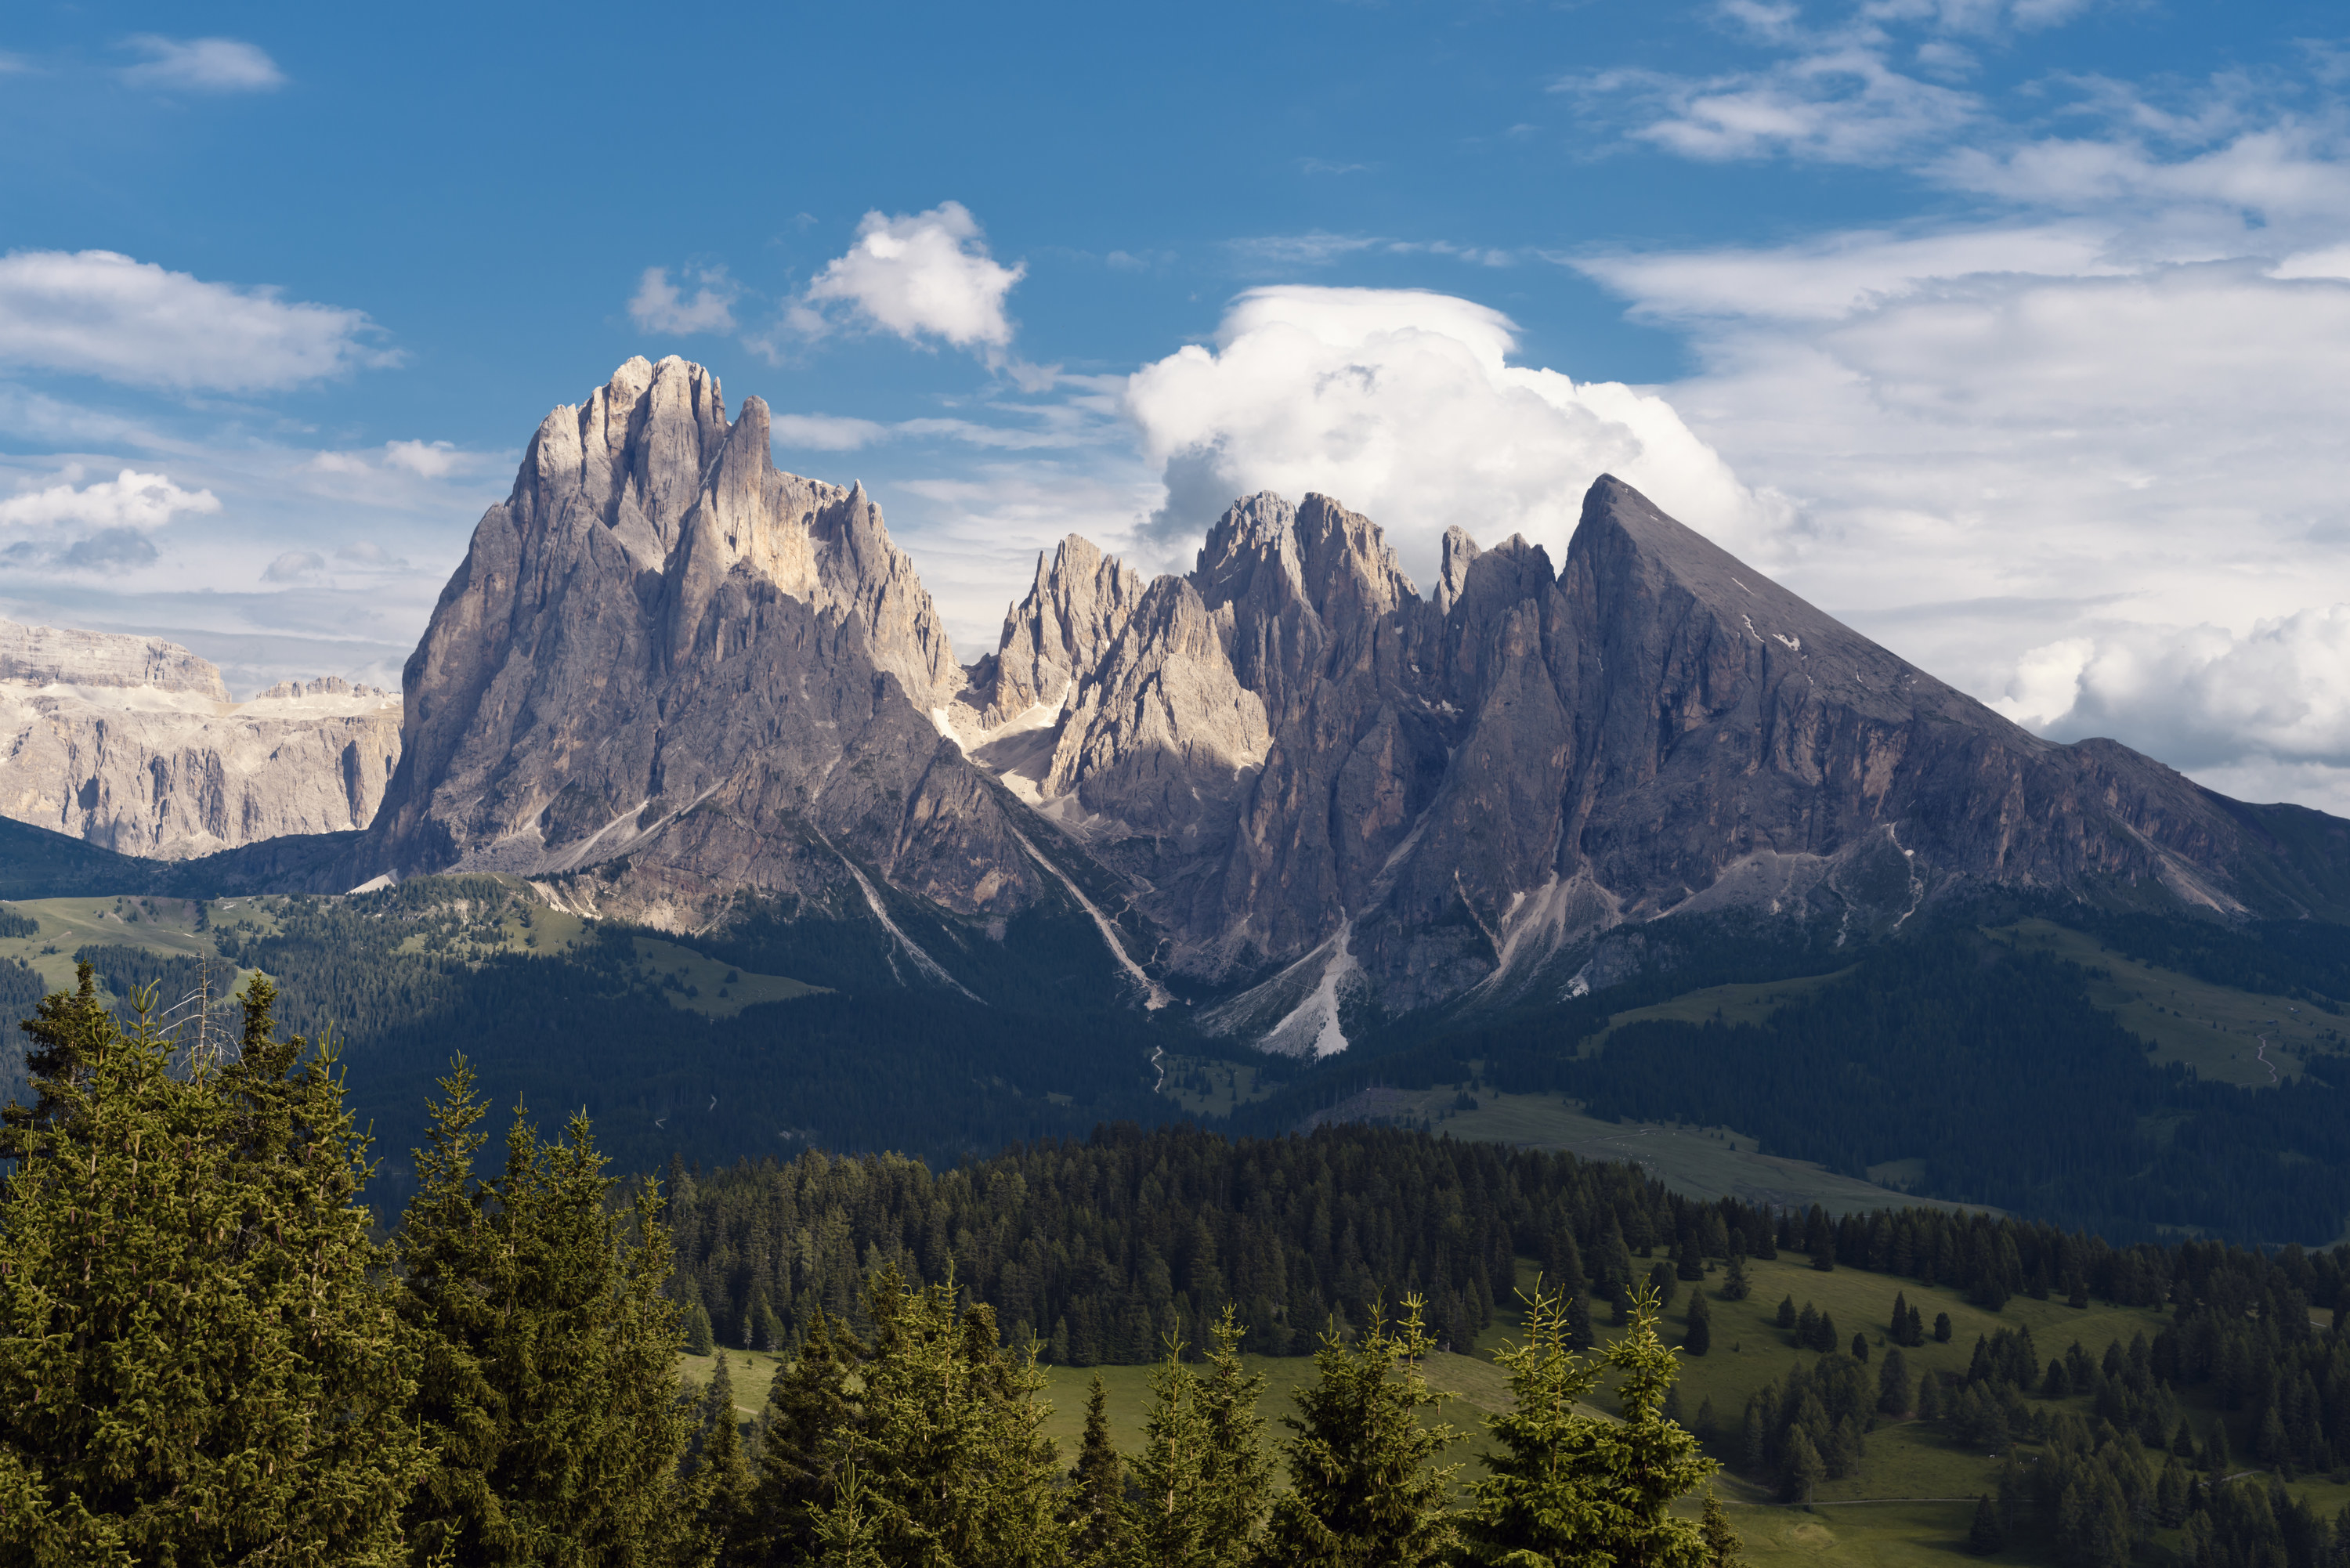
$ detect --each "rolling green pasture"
[1989,918,2343,1086]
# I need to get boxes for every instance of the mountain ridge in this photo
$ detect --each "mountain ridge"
[15,356,2348,1054]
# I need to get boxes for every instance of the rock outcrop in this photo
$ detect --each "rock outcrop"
[948,476,2350,1045]
[0,620,401,859]
[367,355,1054,948]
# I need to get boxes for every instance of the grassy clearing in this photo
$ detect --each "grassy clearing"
[1156,1053,1282,1118]
[1586,968,1855,1053]
[0,894,268,999]
[629,935,824,1018]
[1990,918,2344,1086]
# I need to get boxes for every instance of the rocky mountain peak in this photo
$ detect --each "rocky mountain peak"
[965,534,1145,728]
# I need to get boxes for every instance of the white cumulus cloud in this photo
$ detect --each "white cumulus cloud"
[0,250,395,392]
[120,36,285,93]
[1122,285,1785,583]
[0,467,219,532]
[799,202,1024,351]
[627,266,739,336]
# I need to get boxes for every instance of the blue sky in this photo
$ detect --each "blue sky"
[7,2,2350,807]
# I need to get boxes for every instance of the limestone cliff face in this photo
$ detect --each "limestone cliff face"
[368,356,1040,932]
[949,476,2350,1040]
[0,621,401,859]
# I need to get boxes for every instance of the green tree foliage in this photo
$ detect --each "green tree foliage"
[1261,1296,1459,1567]
[745,1266,1065,1568]
[1968,1494,2005,1555]
[1129,1304,1271,1568]
[688,1354,756,1563]
[1458,1281,1721,1567]
[1685,1290,1712,1357]
[0,977,424,1565]
[394,1061,692,1566]
[1063,1377,1130,1568]
[1698,1494,1742,1568]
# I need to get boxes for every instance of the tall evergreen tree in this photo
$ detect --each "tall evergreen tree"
[689,1354,756,1563]
[1130,1305,1269,1568]
[0,978,424,1564]
[1699,1494,1743,1568]
[742,1310,870,1563]
[1260,1296,1459,1567]
[1065,1377,1131,1568]
[1685,1291,1712,1357]
[1458,1281,1716,1568]
[395,1062,692,1566]
[786,1265,1065,1568]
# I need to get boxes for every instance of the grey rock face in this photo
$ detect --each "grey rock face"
[0,620,401,859]
[964,535,1144,727]
[368,356,1039,933]
[958,475,2350,1041]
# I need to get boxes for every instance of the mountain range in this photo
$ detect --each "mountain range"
[13,353,2349,1053]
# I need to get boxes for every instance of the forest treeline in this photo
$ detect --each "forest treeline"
[665,1122,2261,1365]
[0,962,1734,1566]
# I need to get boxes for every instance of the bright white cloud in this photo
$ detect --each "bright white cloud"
[0,467,219,532]
[0,250,394,392]
[120,36,285,93]
[1998,609,2350,773]
[627,266,738,336]
[801,202,1023,351]
[1123,286,1786,582]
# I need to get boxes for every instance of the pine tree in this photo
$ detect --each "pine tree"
[1890,1291,1911,1344]
[1777,1295,1798,1331]
[1934,1312,1953,1343]
[1065,1376,1132,1568]
[814,1265,1065,1567]
[1968,1493,2005,1554]
[0,959,109,1157]
[690,1353,756,1562]
[1458,1281,1716,1567]
[1719,1253,1751,1302]
[1685,1291,1712,1357]
[0,976,425,1563]
[1193,1304,1273,1563]
[395,1063,693,1565]
[1566,1291,1596,1353]
[742,1310,870,1562]
[1784,1428,1827,1505]
[685,1299,717,1356]
[1123,1307,1271,1565]
[1878,1349,1912,1416]
[1262,1296,1459,1566]
[1699,1493,1743,1567]
[1851,1332,1869,1364]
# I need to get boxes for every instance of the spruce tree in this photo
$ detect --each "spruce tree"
[1261,1296,1459,1566]
[742,1310,870,1562]
[1566,1291,1596,1353]
[1457,1281,1716,1568]
[1065,1376,1132,1568]
[1719,1254,1751,1302]
[803,1265,1065,1568]
[1878,1349,1912,1416]
[1194,1304,1273,1563]
[1685,1291,1712,1357]
[1968,1493,2005,1554]
[690,1354,756,1563]
[395,1063,692,1565]
[0,977,424,1563]
[1699,1493,1743,1567]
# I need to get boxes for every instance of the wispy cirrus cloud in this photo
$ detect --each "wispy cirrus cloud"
[119,35,285,94]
